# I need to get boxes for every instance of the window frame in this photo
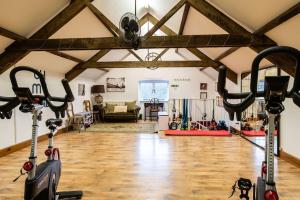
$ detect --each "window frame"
[138,80,169,102]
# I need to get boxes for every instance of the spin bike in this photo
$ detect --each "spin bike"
[0,66,82,199]
[217,46,300,200]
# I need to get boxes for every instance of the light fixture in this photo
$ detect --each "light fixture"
[145,52,160,70]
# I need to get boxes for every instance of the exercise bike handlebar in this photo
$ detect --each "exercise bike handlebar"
[218,46,300,120]
[9,66,74,118]
[0,96,19,119]
[217,65,256,120]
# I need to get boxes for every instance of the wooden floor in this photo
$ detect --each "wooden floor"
[0,131,300,200]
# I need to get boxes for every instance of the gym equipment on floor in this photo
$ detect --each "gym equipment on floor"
[202,99,207,120]
[169,99,178,130]
[216,120,228,130]
[218,46,300,200]
[209,99,217,130]
[180,99,188,130]
[164,129,231,136]
[1,66,82,200]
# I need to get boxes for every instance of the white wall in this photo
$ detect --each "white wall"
[95,67,239,122]
[279,73,300,159]
[281,99,300,158]
[0,68,93,149]
[96,68,216,101]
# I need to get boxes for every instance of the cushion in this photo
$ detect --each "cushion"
[125,101,136,112]
[114,105,128,113]
[106,103,117,113]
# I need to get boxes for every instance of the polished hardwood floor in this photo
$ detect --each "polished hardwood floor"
[0,131,300,200]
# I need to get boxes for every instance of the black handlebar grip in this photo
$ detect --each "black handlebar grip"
[217,65,255,121]
[62,79,74,102]
[0,96,20,119]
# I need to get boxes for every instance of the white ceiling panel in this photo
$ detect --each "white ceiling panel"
[60,50,99,61]
[16,51,76,74]
[99,50,130,62]
[207,0,299,32]
[51,7,112,38]
[0,0,69,37]
[198,48,231,60]
[77,68,106,80]
[221,47,272,73]
[266,14,300,49]
[0,36,13,54]
[184,7,227,35]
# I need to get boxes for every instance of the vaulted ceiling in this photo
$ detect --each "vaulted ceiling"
[0,0,299,83]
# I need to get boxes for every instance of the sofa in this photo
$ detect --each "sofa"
[101,101,141,122]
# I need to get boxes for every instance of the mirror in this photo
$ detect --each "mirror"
[241,67,280,156]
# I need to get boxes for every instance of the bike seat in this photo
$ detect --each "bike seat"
[46,118,63,128]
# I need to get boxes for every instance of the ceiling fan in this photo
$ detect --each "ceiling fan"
[119,0,141,50]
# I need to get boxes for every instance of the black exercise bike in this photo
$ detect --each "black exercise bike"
[218,46,300,200]
[0,66,82,200]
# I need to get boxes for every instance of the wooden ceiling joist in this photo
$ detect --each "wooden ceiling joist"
[0,0,92,74]
[215,47,240,61]
[147,13,238,84]
[254,2,300,35]
[65,49,109,81]
[144,0,187,38]
[154,48,169,61]
[8,34,274,51]
[66,3,148,80]
[87,3,143,61]
[178,3,191,35]
[187,0,296,76]
[65,12,151,81]
[47,51,83,63]
[175,3,190,53]
[81,61,214,68]
[0,27,26,41]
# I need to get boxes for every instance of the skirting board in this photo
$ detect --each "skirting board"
[280,150,300,168]
[0,127,67,158]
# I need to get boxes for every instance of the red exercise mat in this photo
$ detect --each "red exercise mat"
[164,130,231,136]
[242,130,278,137]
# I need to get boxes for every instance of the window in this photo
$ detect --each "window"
[139,80,169,101]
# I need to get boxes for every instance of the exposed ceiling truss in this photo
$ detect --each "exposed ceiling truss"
[0,0,298,84]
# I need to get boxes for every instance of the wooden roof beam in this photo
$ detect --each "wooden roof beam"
[87,3,143,61]
[8,34,275,51]
[47,51,83,63]
[81,61,214,68]
[0,27,26,41]
[175,3,190,53]
[255,3,300,35]
[65,12,150,81]
[147,13,238,83]
[144,0,187,38]
[65,49,109,81]
[214,47,240,61]
[0,0,92,74]
[187,0,296,76]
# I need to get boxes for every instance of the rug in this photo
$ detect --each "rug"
[88,122,157,133]
[242,130,278,137]
[164,130,232,136]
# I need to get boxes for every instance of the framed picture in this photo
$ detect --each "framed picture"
[107,77,125,92]
[78,84,85,96]
[200,83,207,90]
[200,92,207,100]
